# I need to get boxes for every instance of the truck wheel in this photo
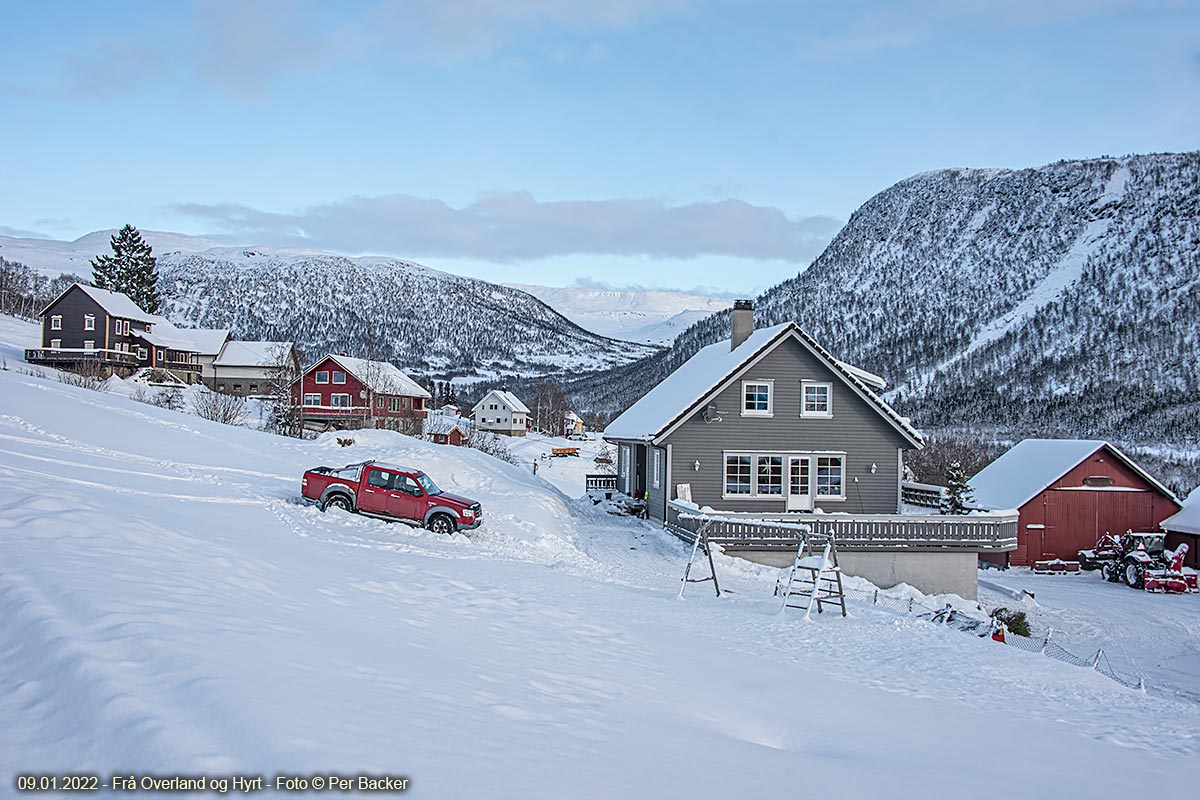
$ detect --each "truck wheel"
[427,514,456,534]
[1123,561,1144,590]
[324,495,353,513]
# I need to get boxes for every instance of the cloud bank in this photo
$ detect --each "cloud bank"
[172,192,841,262]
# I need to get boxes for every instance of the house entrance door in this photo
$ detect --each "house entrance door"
[787,456,813,512]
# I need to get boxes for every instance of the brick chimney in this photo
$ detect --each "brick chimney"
[730,299,754,350]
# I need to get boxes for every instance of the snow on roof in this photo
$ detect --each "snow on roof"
[1162,487,1200,536]
[73,284,157,323]
[189,329,232,356]
[425,414,473,437]
[214,340,291,367]
[132,315,201,352]
[565,410,582,422]
[603,321,921,445]
[326,354,431,398]
[834,359,886,391]
[969,439,1177,511]
[473,389,530,414]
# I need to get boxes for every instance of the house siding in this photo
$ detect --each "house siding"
[41,286,110,350]
[655,338,914,521]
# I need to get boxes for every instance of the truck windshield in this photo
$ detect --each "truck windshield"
[417,474,442,496]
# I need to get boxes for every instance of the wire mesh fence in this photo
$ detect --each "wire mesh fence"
[841,585,1146,691]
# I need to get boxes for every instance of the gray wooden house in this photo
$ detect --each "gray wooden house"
[605,301,923,523]
[604,301,1017,598]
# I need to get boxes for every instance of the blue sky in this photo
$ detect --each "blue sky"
[2,0,1197,295]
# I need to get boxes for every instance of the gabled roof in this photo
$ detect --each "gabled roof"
[40,283,158,323]
[425,413,473,437]
[214,340,292,367]
[473,389,530,414]
[189,328,232,357]
[313,354,431,398]
[602,321,922,447]
[1162,488,1200,536]
[132,314,201,353]
[969,439,1179,511]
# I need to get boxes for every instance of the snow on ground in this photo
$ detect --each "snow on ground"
[980,568,1200,705]
[2,334,1200,796]
[503,432,612,498]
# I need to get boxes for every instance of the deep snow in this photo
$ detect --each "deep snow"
[1,321,1199,797]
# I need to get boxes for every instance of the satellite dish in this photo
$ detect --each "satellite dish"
[359,390,367,399]
[702,404,723,424]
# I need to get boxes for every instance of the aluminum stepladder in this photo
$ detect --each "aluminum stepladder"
[778,533,846,619]
[679,517,721,597]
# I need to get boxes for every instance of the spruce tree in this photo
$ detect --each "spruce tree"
[91,224,160,312]
[940,460,975,515]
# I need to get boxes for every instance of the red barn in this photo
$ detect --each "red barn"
[970,440,1181,567]
[294,354,431,433]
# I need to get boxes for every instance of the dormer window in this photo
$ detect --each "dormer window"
[50,315,62,330]
[83,314,95,331]
[741,380,773,417]
[801,381,833,418]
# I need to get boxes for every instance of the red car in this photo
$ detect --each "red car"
[302,460,482,533]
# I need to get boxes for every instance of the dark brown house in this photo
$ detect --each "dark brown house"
[26,283,202,383]
[970,440,1181,567]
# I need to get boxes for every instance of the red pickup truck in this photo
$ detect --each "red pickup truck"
[302,460,482,533]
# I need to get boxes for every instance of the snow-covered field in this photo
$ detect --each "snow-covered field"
[503,432,612,498]
[2,319,1199,797]
[980,568,1200,705]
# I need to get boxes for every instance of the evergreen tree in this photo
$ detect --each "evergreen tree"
[91,225,160,312]
[940,460,975,515]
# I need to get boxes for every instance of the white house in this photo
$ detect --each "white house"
[210,340,299,397]
[472,389,530,436]
[191,328,232,385]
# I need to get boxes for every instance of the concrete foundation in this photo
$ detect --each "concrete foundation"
[731,549,980,600]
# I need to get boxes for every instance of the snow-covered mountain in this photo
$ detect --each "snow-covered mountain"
[154,248,658,379]
[0,232,660,379]
[505,283,731,345]
[578,152,1200,491]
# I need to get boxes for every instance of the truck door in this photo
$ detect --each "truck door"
[387,474,426,522]
[360,468,393,514]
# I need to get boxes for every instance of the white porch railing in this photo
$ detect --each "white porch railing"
[666,500,1017,553]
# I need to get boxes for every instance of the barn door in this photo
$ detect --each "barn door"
[1044,490,1098,562]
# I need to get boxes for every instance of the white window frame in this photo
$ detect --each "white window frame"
[50,338,61,349]
[723,450,846,501]
[137,347,148,360]
[331,393,351,408]
[83,340,95,350]
[332,371,347,384]
[724,454,752,496]
[50,315,62,330]
[303,393,321,406]
[83,314,95,331]
[619,445,630,480]
[815,455,846,500]
[652,449,661,490]
[801,381,833,418]
[740,380,774,417]
[315,371,329,384]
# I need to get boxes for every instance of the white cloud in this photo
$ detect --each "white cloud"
[171,191,842,262]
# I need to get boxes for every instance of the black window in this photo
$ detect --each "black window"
[367,469,393,489]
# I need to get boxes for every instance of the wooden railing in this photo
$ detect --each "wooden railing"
[902,481,946,509]
[666,501,1017,553]
[26,348,138,367]
[586,474,618,492]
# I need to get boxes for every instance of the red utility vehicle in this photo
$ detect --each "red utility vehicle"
[302,460,482,533]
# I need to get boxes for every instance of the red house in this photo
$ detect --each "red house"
[425,414,471,446]
[295,354,431,433]
[970,440,1181,567]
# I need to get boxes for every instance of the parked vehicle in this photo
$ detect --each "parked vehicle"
[1078,531,1185,590]
[567,433,588,441]
[302,460,482,533]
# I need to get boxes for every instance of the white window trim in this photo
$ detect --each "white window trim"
[83,340,95,350]
[331,393,352,408]
[740,379,774,417]
[801,380,834,418]
[50,338,61,349]
[83,314,95,331]
[652,449,661,490]
[315,371,330,384]
[137,347,148,360]
[303,393,321,406]
[722,450,846,501]
[50,315,62,330]
[332,371,347,384]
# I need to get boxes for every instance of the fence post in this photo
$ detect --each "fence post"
[1041,628,1052,655]
[908,597,913,613]
[873,589,879,605]
[1092,649,1103,670]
